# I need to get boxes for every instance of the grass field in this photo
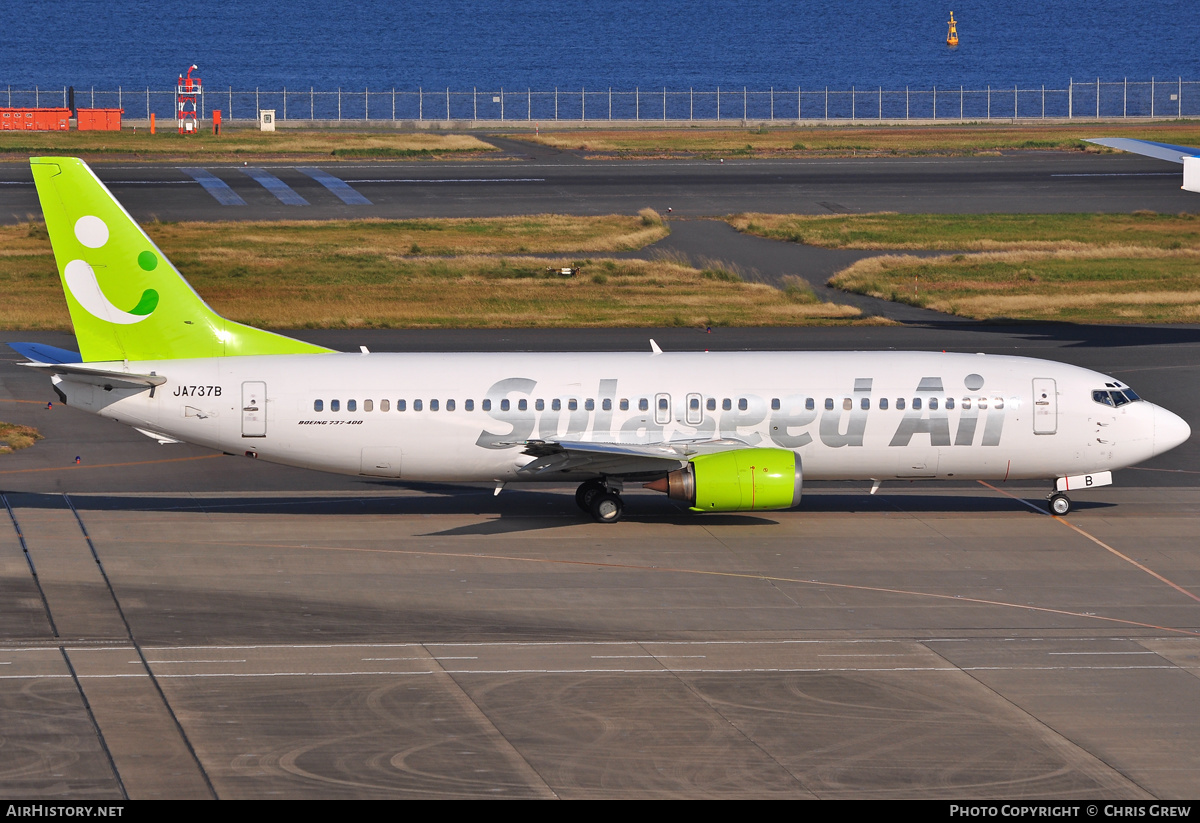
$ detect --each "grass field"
[0,217,861,330]
[0,421,41,454]
[0,130,498,162]
[4,121,1200,163]
[509,122,1200,157]
[730,210,1200,323]
[729,211,1200,250]
[829,248,1200,323]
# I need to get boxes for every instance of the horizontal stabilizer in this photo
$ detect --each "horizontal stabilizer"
[6,342,82,364]
[20,361,166,391]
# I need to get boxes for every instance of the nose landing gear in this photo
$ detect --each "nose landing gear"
[1048,492,1072,516]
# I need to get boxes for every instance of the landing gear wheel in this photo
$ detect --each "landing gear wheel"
[590,492,624,524]
[1049,493,1072,516]
[576,479,606,512]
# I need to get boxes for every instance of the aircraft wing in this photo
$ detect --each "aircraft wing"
[1084,138,1200,164]
[515,438,751,477]
[1085,138,1200,192]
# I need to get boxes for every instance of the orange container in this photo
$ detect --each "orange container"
[76,108,124,131]
[0,109,68,131]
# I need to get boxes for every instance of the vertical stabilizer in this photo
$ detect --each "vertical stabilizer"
[30,157,332,362]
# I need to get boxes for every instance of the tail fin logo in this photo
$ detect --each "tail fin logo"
[64,215,159,325]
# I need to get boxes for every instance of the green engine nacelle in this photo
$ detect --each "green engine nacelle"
[646,448,802,512]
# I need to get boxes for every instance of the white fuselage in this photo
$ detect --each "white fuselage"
[55,350,1185,485]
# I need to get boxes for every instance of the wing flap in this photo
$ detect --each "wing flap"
[515,438,750,477]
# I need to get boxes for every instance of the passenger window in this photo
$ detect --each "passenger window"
[861,398,870,410]
[347,399,357,412]
[658,397,669,410]
[364,399,373,412]
[929,398,938,410]
[380,400,390,412]
[585,399,594,411]
[689,397,700,410]
[331,399,340,412]
[738,398,748,411]
[977,397,988,410]
[314,399,323,412]
[602,398,612,411]
[945,397,954,410]
[535,399,544,411]
[518,399,527,411]
[397,399,406,412]
[805,398,815,411]
[961,397,970,410]
[414,399,423,411]
[430,399,439,411]
[842,398,853,411]
[993,397,1004,410]
[553,399,562,411]
[639,398,649,412]
[879,397,889,410]
[568,399,578,411]
[912,398,921,410]
[447,399,456,412]
[620,399,629,411]
[896,398,906,410]
[722,398,732,411]
[482,399,492,411]
[707,398,716,411]
[500,399,510,411]
[465,399,474,411]
[825,398,834,411]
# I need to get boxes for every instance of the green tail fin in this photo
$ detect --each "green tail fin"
[31,157,332,362]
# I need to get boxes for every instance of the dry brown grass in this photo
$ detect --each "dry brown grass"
[729,212,1200,250]
[0,220,861,330]
[830,248,1200,323]
[0,130,497,162]
[0,422,42,454]
[145,214,670,256]
[508,123,1200,157]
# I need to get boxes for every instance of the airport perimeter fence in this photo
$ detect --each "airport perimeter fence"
[6,78,1200,124]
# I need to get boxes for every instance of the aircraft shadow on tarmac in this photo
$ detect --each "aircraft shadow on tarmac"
[6,487,1113,532]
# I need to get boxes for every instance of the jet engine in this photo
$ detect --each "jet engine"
[644,448,802,512]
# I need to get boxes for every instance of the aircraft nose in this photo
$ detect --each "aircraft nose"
[1154,405,1192,454]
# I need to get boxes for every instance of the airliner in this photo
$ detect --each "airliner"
[10,157,1191,522]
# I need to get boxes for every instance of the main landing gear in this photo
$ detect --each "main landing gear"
[1048,492,1072,516]
[576,479,624,523]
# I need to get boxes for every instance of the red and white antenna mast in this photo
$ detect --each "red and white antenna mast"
[176,64,202,134]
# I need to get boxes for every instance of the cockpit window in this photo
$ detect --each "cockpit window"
[1094,391,1137,410]
[1093,388,1142,407]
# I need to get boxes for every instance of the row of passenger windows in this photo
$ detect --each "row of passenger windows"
[311,395,1008,413]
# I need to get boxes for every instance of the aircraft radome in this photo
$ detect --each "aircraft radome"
[10,157,1191,522]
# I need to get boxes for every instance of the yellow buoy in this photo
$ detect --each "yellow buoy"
[947,11,959,46]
